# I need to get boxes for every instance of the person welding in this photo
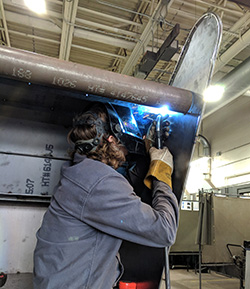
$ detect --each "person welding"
[33,102,179,289]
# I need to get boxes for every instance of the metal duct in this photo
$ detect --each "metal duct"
[214,28,250,74]
[204,56,250,118]
[228,0,250,8]
[0,46,194,113]
[197,135,210,157]
[196,135,216,188]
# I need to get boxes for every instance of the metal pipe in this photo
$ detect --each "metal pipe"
[196,135,216,189]
[0,46,194,113]
[204,56,250,118]
[164,247,171,289]
[197,135,210,157]
[214,27,250,73]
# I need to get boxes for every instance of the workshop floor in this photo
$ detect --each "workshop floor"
[2,269,240,289]
[164,269,240,289]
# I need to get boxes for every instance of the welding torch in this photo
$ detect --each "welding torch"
[155,114,171,289]
[155,115,163,149]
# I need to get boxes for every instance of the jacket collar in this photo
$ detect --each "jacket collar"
[73,153,87,164]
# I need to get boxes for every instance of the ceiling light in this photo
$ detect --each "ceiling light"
[24,0,46,14]
[244,90,250,96]
[203,85,225,102]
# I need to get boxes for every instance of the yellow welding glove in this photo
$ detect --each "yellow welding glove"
[144,147,173,190]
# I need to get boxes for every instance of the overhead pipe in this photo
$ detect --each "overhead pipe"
[196,135,216,189]
[220,11,250,50]
[214,27,250,73]
[197,135,210,157]
[204,56,250,118]
[0,46,195,113]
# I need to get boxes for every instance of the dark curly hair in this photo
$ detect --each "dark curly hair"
[67,103,126,169]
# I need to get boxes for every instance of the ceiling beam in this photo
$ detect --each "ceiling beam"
[71,44,126,59]
[0,27,59,44]
[0,27,126,60]
[0,0,10,46]
[193,0,243,16]
[1,10,137,50]
[52,1,144,29]
[59,0,79,61]
[121,0,175,76]
[75,18,139,39]
[1,10,62,33]
[109,0,151,73]
[73,29,136,50]
[77,6,143,28]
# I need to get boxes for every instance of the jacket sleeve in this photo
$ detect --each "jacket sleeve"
[81,173,179,248]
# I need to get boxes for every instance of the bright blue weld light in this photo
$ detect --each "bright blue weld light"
[136,105,179,117]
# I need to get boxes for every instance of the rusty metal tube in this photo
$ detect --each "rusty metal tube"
[0,46,193,113]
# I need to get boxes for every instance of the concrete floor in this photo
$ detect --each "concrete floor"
[2,269,240,289]
[165,269,240,289]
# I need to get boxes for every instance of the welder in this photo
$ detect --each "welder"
[33,102,179,289]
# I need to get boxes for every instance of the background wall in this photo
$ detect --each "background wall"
[203,95,250,188]
[185,95,250,194]
[0,117,68,273]
[0,204,47,273]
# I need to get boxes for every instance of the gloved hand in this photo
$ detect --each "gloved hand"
[144,147,173,189]
[144,118,171,153]
[144,120,156,153]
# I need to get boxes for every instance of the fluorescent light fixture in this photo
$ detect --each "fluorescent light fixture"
[24,0,46,14]
[203,85,225,102]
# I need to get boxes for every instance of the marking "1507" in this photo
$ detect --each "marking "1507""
[25,179,35,194]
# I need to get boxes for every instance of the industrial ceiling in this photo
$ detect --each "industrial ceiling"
[0,0,250,116]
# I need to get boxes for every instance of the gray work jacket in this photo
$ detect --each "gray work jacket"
[33,153,179,289]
